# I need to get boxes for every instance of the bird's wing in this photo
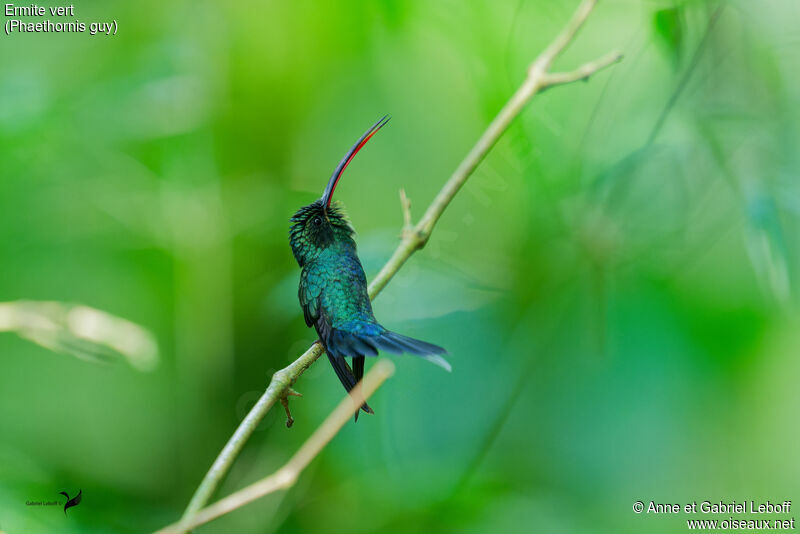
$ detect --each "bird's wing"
[298,267,322,328]
[305,259,373,418]
[72,490,82,506]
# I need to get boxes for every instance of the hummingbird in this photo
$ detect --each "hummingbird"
[289,116,450,420]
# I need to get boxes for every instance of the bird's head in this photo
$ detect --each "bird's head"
[289,116,389,266]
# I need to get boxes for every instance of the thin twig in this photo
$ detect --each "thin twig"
[177,0,621,525]
[542,51,624,89]
[536,0,598,69]
[156,360,395,533]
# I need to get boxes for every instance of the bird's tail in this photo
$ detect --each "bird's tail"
[326,353,373,421]
[372,331,451,372]
[327,324,451,372]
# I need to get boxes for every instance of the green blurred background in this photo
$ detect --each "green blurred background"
[2,0,799,532]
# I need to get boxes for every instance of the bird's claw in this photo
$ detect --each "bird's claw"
[279,387,303,428]
[279,395,294,428]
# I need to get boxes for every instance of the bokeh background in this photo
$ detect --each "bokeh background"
[2,0,799,532]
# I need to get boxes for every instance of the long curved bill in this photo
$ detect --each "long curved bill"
[321,115,390,211]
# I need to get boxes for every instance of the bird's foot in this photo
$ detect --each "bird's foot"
[279,388,303,428]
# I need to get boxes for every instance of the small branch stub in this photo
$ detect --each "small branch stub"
[399,189,413,239]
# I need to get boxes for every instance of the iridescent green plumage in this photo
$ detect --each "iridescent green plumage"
[288,117,449,420]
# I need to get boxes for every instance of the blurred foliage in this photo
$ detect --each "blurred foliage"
[0,301,158,370]
[652,7,684,66]
[1,0,799,533]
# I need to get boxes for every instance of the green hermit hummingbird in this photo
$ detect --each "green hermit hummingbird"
[289,116,450,420]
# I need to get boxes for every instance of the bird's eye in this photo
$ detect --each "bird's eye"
[312,216,322,226]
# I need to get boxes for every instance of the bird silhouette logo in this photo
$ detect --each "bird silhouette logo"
[59,489,82,515]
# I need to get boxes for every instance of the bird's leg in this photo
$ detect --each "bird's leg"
[279,388,303,428]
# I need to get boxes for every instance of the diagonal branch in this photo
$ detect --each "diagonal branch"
[156,360,395,533]
[177,0,622,526]
[535,0,598,71]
